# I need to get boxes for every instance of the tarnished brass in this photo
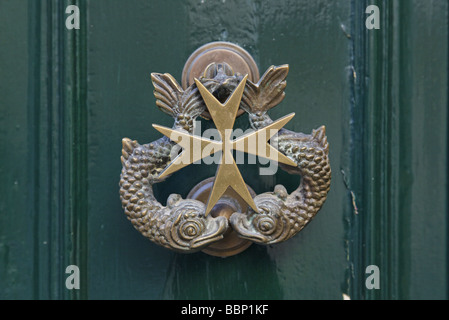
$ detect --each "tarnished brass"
[187,177,255,257]
[182,41,259,89]
[231,65,331,245]
[119,72,227,253]
[182,42,259,119]
[153,75,297,216]
[119,42,331,256]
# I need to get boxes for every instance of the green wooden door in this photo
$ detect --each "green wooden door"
[1,0,447,300]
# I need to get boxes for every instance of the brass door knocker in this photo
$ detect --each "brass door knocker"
[119,42,331,257]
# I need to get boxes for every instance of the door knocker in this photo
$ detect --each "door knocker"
[119,42,331,257]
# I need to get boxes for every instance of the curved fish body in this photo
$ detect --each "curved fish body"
[119,72,238,252]
[230,65,331,244]
[230,118,331,244]
[120,64,331,251]
[120,137,227,252]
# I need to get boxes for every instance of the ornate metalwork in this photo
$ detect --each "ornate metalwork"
[231,65,331,244]
[119,55,331,255]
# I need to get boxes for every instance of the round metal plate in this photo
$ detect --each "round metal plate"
[187,177,256,257]
[182,42,260,89]
[182,42,259,120]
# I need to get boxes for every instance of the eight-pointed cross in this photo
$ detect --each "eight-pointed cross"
[153,75,297,216]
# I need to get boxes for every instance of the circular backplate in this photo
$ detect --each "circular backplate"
[187,177,256,257]
[181,41,260,89]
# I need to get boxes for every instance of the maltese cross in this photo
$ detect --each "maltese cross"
[153,75,296,216]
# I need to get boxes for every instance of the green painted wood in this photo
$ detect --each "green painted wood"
[0,0,33,300]
[349,0,448,299]
[0,0,88,300]
[86,0,350,300]
[0,0,447,300]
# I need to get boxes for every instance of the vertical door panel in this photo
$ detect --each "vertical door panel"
[86,0,350,299]
[0,0,447,300]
